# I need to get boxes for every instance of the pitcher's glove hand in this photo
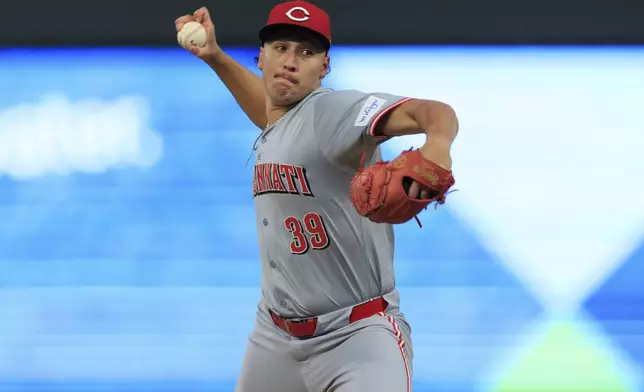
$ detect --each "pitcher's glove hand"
[350,149,456,227]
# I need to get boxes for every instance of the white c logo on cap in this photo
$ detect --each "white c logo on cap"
[285,6,310,22]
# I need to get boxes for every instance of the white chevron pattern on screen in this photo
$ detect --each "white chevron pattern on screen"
[336,48,644,312]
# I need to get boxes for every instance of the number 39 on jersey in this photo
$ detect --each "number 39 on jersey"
[284,212,330,254]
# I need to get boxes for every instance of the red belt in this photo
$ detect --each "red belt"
[270,297,388,338]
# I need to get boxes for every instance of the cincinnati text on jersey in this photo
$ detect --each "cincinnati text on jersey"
[252,162,314,197]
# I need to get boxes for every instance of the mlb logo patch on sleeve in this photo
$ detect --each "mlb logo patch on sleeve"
[354,96,387,127]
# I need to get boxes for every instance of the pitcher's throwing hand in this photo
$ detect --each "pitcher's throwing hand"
[175,7,220,60]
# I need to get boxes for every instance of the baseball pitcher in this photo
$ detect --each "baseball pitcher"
[175,2,458,391]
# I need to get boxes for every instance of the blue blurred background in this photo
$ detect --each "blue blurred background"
[0,46,643,391]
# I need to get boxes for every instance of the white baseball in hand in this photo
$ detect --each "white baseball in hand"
[177,21,207,48]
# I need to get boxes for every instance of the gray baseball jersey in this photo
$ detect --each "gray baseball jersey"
[252,87,412,317]
[238,87,414,392]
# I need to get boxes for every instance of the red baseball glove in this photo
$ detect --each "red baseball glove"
[350,148,456,227]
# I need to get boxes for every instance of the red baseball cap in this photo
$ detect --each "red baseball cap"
[259,1,331,50]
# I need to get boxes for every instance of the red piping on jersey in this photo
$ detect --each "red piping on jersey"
[367,97,414,140]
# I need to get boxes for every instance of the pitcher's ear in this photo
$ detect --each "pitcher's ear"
[257,47,265,70]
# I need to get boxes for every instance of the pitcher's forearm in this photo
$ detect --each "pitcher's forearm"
[204,51,267,129]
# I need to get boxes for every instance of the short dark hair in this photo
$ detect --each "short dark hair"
[261,24,327,50]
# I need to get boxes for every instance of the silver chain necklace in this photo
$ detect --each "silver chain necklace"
[264,110,288,130]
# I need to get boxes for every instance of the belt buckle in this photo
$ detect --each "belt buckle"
[283,317,305,335]
[284,320,294,335]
